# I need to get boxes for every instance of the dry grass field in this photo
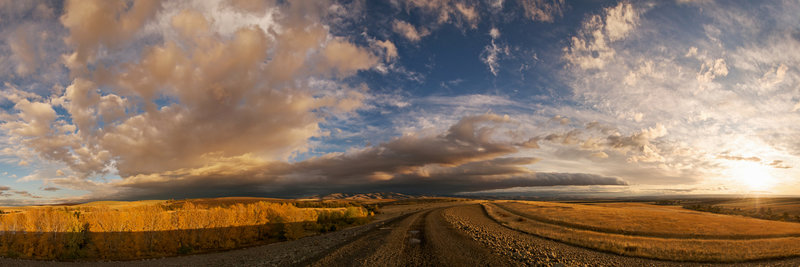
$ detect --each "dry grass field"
[0,197,466,261]
[714,198,800,219]
[485,201,800,262]
[0,199,373,260]
[498,201,800,238]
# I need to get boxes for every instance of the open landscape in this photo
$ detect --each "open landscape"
[2,0,799,266]
[3,196,800,266]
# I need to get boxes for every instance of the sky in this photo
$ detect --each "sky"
[0,0,799,204]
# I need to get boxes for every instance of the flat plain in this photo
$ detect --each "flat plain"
[3,197,800,266]
[486,200,800,262]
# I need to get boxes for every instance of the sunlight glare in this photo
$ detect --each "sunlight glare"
[727,162,775,192]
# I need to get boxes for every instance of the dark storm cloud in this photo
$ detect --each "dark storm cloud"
[104,115,627,200]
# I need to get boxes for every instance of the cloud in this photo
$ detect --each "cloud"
[90,114,628,199]
[696,58,729,83]
[606,123,668,163]
[519,137,541,149]
[392,19,427,42]
[532,122,671,166]
[563,2,640,70]
[374,40,398,60]
[481,28,509,76]
[0,186,40,199]
[716,154,761,162]
[517,0,565,22]
[397,0,480,29]
[557,1,800,192]
[60,0,162,70]
[1,1,381,180]
[454,3,478,28]
[550,115,570,125]
[489,28,501,39]
[170,9,210,39]
[41,186,61,191]
[767,160,792,169]
[318,39,379,76]
[13,190,40,198]
[543,130,581,145]
[7,26,40,76]
[603,1,638,41]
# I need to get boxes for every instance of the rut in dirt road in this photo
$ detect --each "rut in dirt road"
[307,207,513,267]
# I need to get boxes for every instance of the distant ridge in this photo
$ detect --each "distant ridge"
[312,192,417,200]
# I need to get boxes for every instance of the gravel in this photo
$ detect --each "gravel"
[443,204,800,267]
[4,202,800,266]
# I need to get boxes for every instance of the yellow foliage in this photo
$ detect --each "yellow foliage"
[0,201,369,260]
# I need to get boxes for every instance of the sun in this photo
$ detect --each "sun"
[727,161,775,192]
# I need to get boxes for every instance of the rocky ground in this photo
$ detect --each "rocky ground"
[442,204,800,267]
[3,202,800,266]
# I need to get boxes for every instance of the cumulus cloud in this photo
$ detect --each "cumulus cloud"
[696,58,729,83]
[606,123,668,163]
[7,26,41,76]
[60,0,162,71]
[0,1,66,82]
[563,2,640,69]
[1,0,632,201]
[557,1,800,192]
[0,1,381,180]
[5,0,797,200]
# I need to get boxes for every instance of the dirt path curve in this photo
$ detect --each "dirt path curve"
[5,203,800,266]
[305,207,513,267]
[444,204,800,267]
[0,209,421,267]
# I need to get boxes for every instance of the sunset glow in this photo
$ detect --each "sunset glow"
[0,0,799,204]
[727,161,776,192]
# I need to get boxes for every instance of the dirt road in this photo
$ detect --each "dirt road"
[306,204,800,267]
[304,207,513,266]
[5,203,800,266]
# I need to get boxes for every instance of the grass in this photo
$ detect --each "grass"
[0,199,373,260]
[484,201,800,262]
[498,201,800,238]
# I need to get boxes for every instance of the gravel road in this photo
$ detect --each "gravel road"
[443,204,800,267]
[306,207,513,266]
[4,203,800,266]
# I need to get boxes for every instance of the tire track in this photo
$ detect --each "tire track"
[307,205,514,267]
[492,202,800,240]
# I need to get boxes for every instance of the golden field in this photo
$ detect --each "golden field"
[485,201,800,262]
[0,199,371,260]
[498,201,800,238]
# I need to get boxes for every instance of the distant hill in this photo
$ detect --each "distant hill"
[49,193,421,208]
[313,192,417,200]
